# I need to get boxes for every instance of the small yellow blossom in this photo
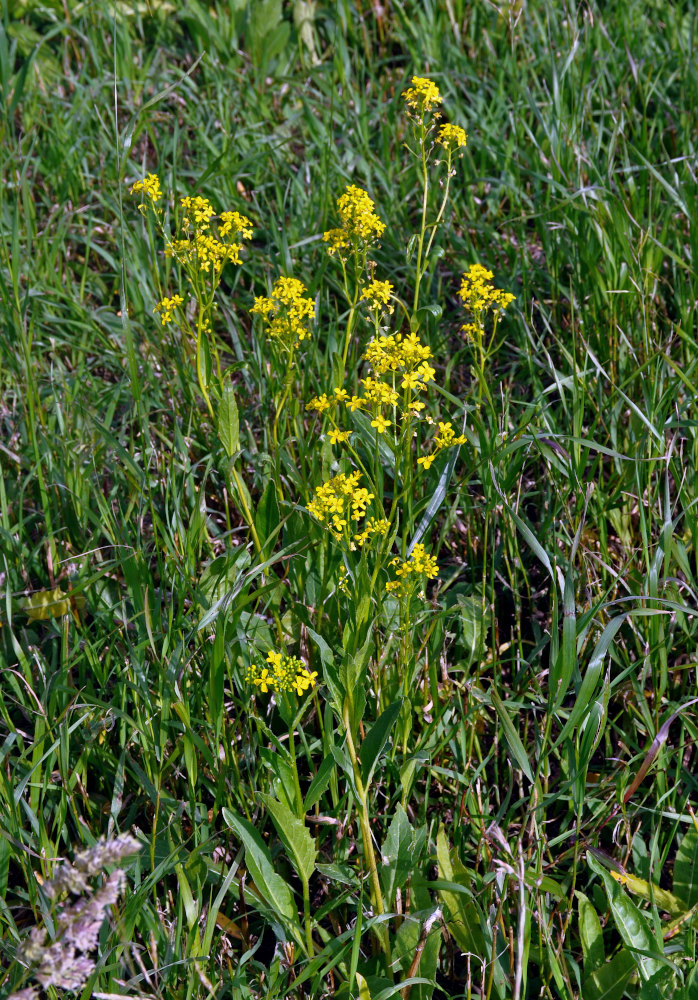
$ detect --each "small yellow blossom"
[386,543,439,595]
[307,393,332,413]
[246,651,318,697]
[307,472,377,542]
[328,428,351,445]
[250,276,315,350]
[219,210,253,239]
[153,294,184,325]
[459,264,515,315]
[402,76,442,115]
[323,185,385,258]
[371,414,390,434]
[180,195,215,231]
[437,123,468,149]
[418,421,466,470]
[130,173,162,204]
[360,279,394,313]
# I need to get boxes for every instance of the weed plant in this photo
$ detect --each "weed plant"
[1,2,698,999]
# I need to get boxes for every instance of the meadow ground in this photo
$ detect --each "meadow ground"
[2,2,698,998]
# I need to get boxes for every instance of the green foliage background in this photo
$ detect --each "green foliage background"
[1,1,698,998]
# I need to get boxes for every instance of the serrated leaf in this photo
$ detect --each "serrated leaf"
[674,828,698,908]
[261,795,316,884]
[359,700,401,788]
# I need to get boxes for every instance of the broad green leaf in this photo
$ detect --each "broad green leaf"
[380,805,414,904]
[674,827,698,908]
[261,795,316,884]
[489,688,534,782]
[223,808,299,934]
[255,479,280,556]
[359,700,402,788]
[588,853,664,982]
[436,826,484,957]
[581,948,635,1000]
[217,379,239,458]
[576,890,605,975]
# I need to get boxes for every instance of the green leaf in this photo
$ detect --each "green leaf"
[581,948,635,1000]
[489,687,534,783]
[223,808,299,934]
[355,972,372,1000]
[674,827,698,908]
[359,700,402,788]
[436,826,484,957]
[588,852,664,982]
[576,890,605,975]
[217,379,240,458]
[380,805,415,905]
[261,795,316,884]
[303,753,337,812]
[255,479,280,556]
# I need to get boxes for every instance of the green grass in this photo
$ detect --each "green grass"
[2,1,698,998]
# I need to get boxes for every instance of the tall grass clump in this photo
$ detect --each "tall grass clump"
[2,1,698,998]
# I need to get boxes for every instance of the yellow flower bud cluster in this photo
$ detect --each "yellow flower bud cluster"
[323,185,385,258]
[417,421,466,470]
[246,650,317,697]
[153,294,184,325]
[437,123,468,150]
[360,279,394,314]
[458,264,515,339]
[130,173,162,209]
[162,194,253,275]
[307,472,387,549]
[402,76,442,116]
[306,332,436,437]
[385,543,439,595]
[250,276,315,351]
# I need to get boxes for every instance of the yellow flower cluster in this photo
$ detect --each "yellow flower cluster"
[307,471,388,548]
[163,197,253,275]
[417,421,466,470]
[437,123,468,150]
[130,173,162,206]
[458,264,515,339]
[250,276,315,351]
[307,332,436,435]
[323,185,385,257]
[360,279,394,314]
[386,543,439,594]
[246,650,318,697]
[153,294,184,325]
[402,76,442,115]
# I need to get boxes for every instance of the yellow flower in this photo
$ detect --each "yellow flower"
[323,185,385,258]
[250,276,315,350]
[459,264,515,315]
[219,210,253,239]
[180,195,215,231]
[360,279,394,313]
[402,76,442,115]
[246,651,318,697]
[307,393,332,413]
[386,543,439,594]
[437,123,467,149]
[307,472,377,542]
[153,294,184,325]
[130,172,162,204]
[371,414,390,434]
[328,428,351,445]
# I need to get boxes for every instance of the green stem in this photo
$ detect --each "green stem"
[343,704,392,970]
[412,126,430,316]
